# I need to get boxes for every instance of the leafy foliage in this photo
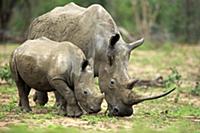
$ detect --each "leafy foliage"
[164,67,181,89]
[190,82,200,96]
[0,64,13,84]
[1,0,200,43]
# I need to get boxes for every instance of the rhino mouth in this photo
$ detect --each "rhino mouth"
[107,104,133,117]
[87,106,101,114]
[88,109,101,114]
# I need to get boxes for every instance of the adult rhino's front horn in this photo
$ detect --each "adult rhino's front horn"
[127,88,176,106]
[128,38,144,52]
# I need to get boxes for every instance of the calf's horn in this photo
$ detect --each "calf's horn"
[96,94,104,104]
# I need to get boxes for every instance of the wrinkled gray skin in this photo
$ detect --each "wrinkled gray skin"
[28,3,175,116]
[10,37,103,117]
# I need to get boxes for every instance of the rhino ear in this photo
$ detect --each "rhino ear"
[109,33,120,48]
[108,34,120,66]
[81,59,89,71]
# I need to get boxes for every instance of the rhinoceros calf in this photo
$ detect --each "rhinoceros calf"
[10,37,103,117]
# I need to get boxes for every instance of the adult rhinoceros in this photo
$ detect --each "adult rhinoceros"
[10,37,103,117]
[28,3,175,116]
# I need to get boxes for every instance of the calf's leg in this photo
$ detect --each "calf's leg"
[49,79,82,117]
[33,91,60,106]
[57,95,67,116]
[54,91,62,107]
[16,79,31,112]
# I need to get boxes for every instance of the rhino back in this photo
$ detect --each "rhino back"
[27,3,85,42]
[50,2,86,15]
[28,3,118,58]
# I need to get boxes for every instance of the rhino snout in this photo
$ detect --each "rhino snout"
[108,105,133,117]
[88,105,101,114]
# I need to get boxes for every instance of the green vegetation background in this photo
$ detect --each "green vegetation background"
[1,0,200,44]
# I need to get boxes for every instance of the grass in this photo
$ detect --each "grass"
[81,114,117,124]
[170,104,200,117]
[0,43,200,132]
[191,82,200,96]
[0,85,16,94]
[1,120,200,133]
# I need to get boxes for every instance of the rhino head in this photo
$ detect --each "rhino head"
[75,59,104,114]
[99,33,175,116]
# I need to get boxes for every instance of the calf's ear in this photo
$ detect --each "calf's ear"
[81,59,89,71]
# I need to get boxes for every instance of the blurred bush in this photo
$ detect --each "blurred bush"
[191,82,200,96]
[1,0,200,44]
[0,64,13,84]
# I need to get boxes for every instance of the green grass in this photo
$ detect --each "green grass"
[1,121,200,133]
[0,85,16,94]
[191,83,200,96]
[81,114,117,124]
[0,112,5,119]
[131,43,185,70]
[169,104,200,117]
[0,125,82,133]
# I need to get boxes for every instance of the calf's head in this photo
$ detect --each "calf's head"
[75,59,103,114]
[99,33,175,116]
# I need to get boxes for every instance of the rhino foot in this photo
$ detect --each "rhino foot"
[18,100,32,112]
[57,104,67,116]
[66,105,83,117]
[21,106,32,112]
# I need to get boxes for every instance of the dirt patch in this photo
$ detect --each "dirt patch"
[178,93,200,107]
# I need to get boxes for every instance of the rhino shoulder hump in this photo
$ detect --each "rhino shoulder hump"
[64,2,82,9]
[87,4,107,16]
[65,41,85,57]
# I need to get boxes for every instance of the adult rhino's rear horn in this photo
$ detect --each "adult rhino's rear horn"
[127,79,139,90]
[128,38,144,52]
[127,87,176,105]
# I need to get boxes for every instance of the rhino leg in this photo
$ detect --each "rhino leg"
[49,79,83,117]
[54,91,62,107]
[33,91,48,106]
[33,91,61,107]
[16,79,32,112]
[57,95,67,116]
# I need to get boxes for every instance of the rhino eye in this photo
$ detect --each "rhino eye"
[110,79,115,86]
[83,90,88,95]
[110,80,114,85]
